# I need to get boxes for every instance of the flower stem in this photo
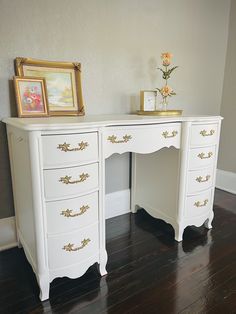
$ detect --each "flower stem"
[165,65,168,86]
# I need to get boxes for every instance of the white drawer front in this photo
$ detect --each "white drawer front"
[42,132,98,168]
[104,123,181,158]
[187,166,214,194]
[189,145,216,170]
[190,123,218,147]
[48,223,99,269]
[44,163,99,200]
[46,192,98,234]
[185,189,212,218]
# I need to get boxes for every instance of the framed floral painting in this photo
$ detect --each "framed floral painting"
[15,57,85,116]
[13,77,49,117]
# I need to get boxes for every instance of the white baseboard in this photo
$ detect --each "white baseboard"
[0,216,17,251]
[105,189,131,219]
[216,169,236,194]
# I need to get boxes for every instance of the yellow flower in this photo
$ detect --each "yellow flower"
[160,85,173,97]
[161,52,173,66]
[161,52,173,59]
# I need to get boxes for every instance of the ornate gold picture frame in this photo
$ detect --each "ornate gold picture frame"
[15,57,84,116]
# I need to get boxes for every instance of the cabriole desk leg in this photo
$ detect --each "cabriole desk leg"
[38,274,50,301]
[173,223,184,242]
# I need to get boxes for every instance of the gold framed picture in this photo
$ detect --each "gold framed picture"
[140,90,157,111]
[13,76,49,117]
[15,57,84,116]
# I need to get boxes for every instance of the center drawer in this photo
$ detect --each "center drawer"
[104,123,181,158]
[44,163,98,200]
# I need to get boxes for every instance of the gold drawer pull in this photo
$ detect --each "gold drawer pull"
[63,239,91,252]
[61,205,90,217]
[107,134,132,144]
[194,199,208,207]
[57,141,89,152]
[59,173,89,184]
[196,175,210,183]
[162,130,178,138]
[200,129,215,137]
[197,152,213,159]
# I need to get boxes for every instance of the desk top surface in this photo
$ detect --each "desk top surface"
[3,114,223,131]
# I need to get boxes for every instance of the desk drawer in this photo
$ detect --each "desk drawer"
[42,132,98,168]
[48,223,99,270]
[185,189,212,218]
[187,166,214,194]
[189,145,216,170]
[46,192,98,234]
[44,163,98,200]
[190,123,218,147]
[104,123,181,158]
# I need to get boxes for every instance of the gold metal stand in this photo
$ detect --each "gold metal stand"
[137,110,183,116]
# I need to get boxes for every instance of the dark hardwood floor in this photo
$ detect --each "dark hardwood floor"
[1,188,236,314]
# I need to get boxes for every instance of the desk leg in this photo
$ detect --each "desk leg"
[173,223,184,242]
[131,153,138,213]
[38,274,50,301]
[98,250,108,276]
[99,131,108,276]
[204,211,214,229]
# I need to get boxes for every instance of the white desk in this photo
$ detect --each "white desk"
[3,114,222,300]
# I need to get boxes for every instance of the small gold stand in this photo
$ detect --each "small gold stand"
[137,109,183,116]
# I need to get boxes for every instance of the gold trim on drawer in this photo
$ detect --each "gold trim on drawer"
[196,175,211,183]
[57,141,89,152]
[62,239,91,252]
[194,199,208,207]
[197,152,213,159]
[107,134,132,144]
[60,205,89,217]
[200,129,215,137]
[59,173,89,184]
[162,130,178,138]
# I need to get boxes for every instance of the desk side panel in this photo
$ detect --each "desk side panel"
[7,127,37,269]
[134,147,180,223]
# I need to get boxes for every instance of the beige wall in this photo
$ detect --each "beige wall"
[0,0,231,218]
[218,0,236,173]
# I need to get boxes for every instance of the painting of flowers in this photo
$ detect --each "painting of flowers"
[13,77,49,117]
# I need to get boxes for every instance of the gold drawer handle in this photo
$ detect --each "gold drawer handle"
[194,199,208,207]
[61,205,90,217]
[57,141,89,152]
[107,134,132,144]
[200,129,215,137]
[63,238,91,252]
[162,130,178,138]
[59,173,89,184]
[196,175,210,183]
[197,152,213,159]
